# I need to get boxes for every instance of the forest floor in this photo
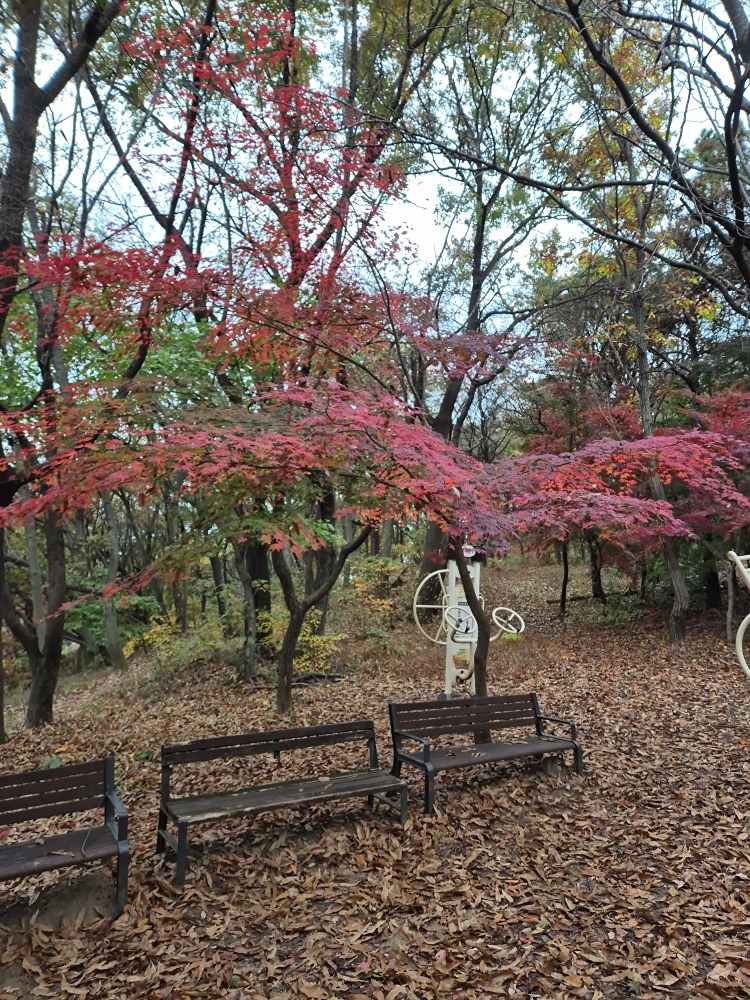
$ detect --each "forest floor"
[1,561,749,1000]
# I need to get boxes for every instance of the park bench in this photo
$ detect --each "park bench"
[156,719,408,884]
[389,693,583,814]
[0,756,129,914]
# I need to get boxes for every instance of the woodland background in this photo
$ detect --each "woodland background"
[2,2,750,739]
[2,4,750,995]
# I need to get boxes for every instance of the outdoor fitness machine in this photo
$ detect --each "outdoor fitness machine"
[413,546,525,697]
[728,550,750,680]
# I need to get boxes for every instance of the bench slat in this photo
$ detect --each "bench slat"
[166,769,404,824]
[393,696,538,736]
[0,759,105,789]
[427,737,575,770]
[0,827,118,881]
[163,721,375,766]
[0,760,107,824]
[0,795,106,826]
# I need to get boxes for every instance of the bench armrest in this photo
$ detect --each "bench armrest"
[105,790,129,841]
[538,715,577,742]
[393,729,431,764]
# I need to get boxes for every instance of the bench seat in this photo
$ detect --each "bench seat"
[163,768,405,826]
[0,826,120,881]
[420,735,580,772]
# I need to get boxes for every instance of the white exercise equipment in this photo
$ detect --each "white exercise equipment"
[413,547,525,697]
[728,551,750,680]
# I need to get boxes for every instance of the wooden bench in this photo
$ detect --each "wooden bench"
[389,693,582,814]
[156,719,408,884]
[0,756,129,914]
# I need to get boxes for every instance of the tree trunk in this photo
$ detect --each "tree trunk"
[272,526,372,714]
[587,535,607,604]
[370,529,380,557]
[25,509,66,726]
[452,546,490,700]
[381,519,394,558]
[24,513,46,648]
[102,491,127,670]
[276,606,307,714]
[0,527,6,744]
[245,538,272,657]
[662,535,690,642]
[233,542,258,682]
[703,547,721,609]
[452,546,493,744]
[418,521,447,604]
[559,539,569,617]
[303,487,337,634]
[209,554,229,630]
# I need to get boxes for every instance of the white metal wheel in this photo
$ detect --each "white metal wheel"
[491,606,526,635]
[413,569,451,644]
[444,604,478,641]
[736,612,750,680]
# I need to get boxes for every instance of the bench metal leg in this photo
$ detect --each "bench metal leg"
[115,841,129,914]
[423,764,436,815]
[573,744,583,775]
[155,808,169,854]
[391,757,402,778]
[398,784,408,825]
[175,823,189,885]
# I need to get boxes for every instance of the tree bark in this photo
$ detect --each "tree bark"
[102,491,127,671]
[0,527,6,744]
[452,546,491,698]
[24,510,66,726]
[209,555,229,627]
[587,535,607,604]
[559,539,569,617]
[272,525,371,714]
[233,542,258,682]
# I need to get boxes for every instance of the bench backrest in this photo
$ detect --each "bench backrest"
[389,694,542,740]
[161,719,378,768]
[0,757,111,825]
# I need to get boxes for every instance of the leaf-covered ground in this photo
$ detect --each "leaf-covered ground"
[1,564,750,999]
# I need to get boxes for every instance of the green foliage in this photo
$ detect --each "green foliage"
[123,610,229,675]
[577,602,644,627]
[349,557,407,630]
[257,608,345,674]
[67,592,162,661]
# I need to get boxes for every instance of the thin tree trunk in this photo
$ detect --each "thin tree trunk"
[272,526,372,714]
[559,540,569,617]
[101,491,127,670]
[245,538,272,656]
[381,519,394,558]
[0,527,6,744]
[24,513,46,648]
[587,535,607,604]
[703,547,721,609]
[234,544,258,682]
[209,554,229,631]
[418,521,447,604]
[25,510,66,726]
